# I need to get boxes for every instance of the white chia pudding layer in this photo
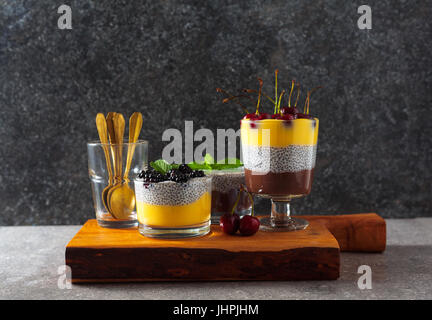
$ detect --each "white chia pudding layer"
[134,176,212,206]
[205,168,245,193]
[242,144,317,173]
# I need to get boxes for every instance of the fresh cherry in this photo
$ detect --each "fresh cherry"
[220,213,240,235]
[281,113,297,120]
[271,114,282,119]
[297,113,313,119]
[281,107,299,115]
[257,113,271,120]
[239,215,260,236]
[243,113,256,119]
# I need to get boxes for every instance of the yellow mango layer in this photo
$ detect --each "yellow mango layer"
[241,118,319,147]
[137,192,211,228]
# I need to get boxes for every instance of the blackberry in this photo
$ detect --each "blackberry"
[139,165,204,184]
[167,169,190,183]
[186,169,205,179]
[179,164,192,174]
[168,169,179,176]
[176,174,188,183]
[139,168,167,183]
[189,171,198,178]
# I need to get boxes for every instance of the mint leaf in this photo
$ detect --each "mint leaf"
[214,157,243,170]
[150,159,172,174]
[187,161,212,170]
[200,154,243,170]
[224,158,243,166]
[204,153,215,165]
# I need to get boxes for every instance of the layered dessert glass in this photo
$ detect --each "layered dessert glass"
[241,117,318,231]
[205,167,252,224]
[134,176,212,238]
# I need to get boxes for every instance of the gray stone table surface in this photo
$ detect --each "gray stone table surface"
[0,218,431,300]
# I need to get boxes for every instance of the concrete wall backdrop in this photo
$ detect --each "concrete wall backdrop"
[0,0,431,225]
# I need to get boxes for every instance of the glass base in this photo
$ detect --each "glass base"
[97,218,138,229]
[210,208,251,225]
[259,217,309,231]
[138,221,211,239]
[258,199,309,232]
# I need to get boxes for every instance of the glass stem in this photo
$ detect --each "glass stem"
[270,200,292,227]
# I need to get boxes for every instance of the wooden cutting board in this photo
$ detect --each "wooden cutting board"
[65,213,385,283]
[66,220,340,283]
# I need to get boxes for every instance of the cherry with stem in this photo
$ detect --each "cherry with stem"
[255,78,263,115]
[274,69,279,114]
[223,94,255,110]
[287,80,295,108]
[277,90,286,114]
[243,89,275,105]
[294,83,301,107]
[237,185,259,236]
[306,86,322,115]
[216,88,250,114]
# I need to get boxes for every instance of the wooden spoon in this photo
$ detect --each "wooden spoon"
[95,113,114,218]
[108,112,143,220]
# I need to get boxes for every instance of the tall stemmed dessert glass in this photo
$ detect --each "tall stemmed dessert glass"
[218,71,321,231]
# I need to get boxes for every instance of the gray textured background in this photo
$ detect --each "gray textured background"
[0,0,431,225]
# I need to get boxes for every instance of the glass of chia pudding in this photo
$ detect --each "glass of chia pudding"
[205,167,253,224]
[134,166,212,239]
[241,117,318,231]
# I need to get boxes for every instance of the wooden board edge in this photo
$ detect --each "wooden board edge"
[66,246,340,282]
[299,213,387,252]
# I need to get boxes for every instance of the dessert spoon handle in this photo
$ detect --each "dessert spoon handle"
[113,113,125,183]
[106,112,117,178]
[95,113,113,183]
[124,112,143,180]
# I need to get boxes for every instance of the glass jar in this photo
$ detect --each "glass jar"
[87,140,148,228]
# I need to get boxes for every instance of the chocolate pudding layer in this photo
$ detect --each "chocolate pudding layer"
[205,168,252,222]
[211,189,252,214]
[244,168,314,196]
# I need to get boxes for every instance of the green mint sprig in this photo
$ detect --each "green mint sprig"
[150,155,243,174]
[188,154,243,171]
[149,159,179,174]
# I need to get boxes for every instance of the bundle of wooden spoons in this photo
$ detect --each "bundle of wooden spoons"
[95,112,143,219]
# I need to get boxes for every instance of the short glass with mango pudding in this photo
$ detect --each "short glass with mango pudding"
[134,161,211,238]
[219,71,320,231]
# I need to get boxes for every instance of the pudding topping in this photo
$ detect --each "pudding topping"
[137,161,204,183]
[217,69,322,121]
